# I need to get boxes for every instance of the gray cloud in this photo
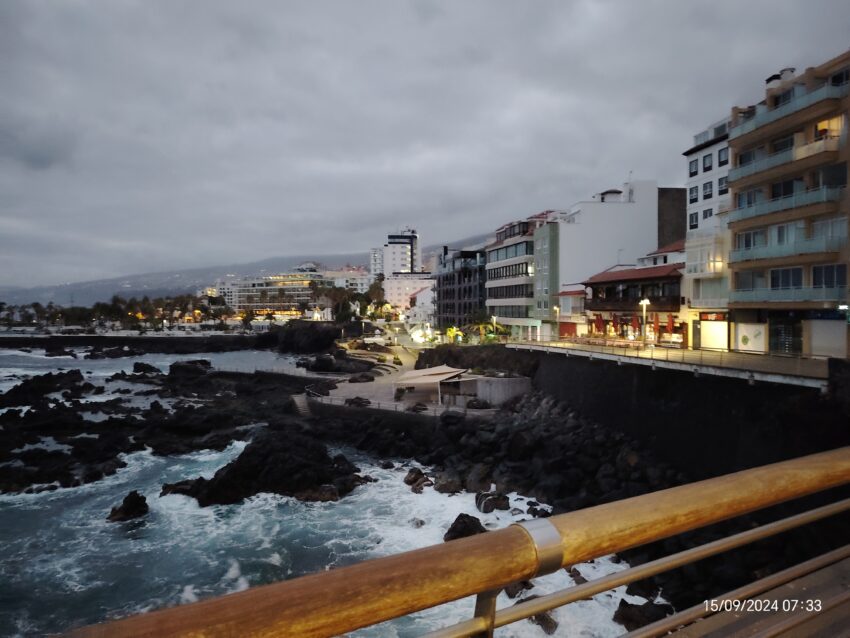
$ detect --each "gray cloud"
[1,0,849,287]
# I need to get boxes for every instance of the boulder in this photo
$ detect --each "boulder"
[504,580,534,599]
[107,490,149,522]
[475,491,510,514]
[403,467,425,485]
[133,361,160,374]
[612,599,674,632]
[443,513,487,542]
[348,372,376,384]
[465,463,492,492]
[433,470,463,494]
[168,360,212,380]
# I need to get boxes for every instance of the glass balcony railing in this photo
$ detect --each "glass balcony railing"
[730,286,847,303]
[727,137,841,183]
[730,83,850,139]
[727,186,844,224]
[729,235,847,263]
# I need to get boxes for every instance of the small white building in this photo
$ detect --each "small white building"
[407,284,436,324]
[384,273,434,310]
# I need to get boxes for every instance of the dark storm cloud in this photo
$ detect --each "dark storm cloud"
[1,0,849,287]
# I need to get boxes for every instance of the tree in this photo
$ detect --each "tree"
[241,309,255,331]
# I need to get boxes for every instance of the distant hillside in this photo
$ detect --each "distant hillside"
[1,232,493,307]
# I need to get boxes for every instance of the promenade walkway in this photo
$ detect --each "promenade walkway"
[509,339,830,391]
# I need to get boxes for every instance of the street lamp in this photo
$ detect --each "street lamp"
[639,298,650,343]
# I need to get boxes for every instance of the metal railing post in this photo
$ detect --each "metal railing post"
[470,590,498,638]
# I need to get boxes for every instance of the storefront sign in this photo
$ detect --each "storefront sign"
[700,312,727,322]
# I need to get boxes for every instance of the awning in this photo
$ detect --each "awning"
[395,365,468,386]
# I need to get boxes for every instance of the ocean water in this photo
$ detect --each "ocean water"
[0,348,647,637]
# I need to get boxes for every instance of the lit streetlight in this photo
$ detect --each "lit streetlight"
[639,298,651,343]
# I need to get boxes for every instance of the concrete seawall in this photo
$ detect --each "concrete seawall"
[420,345,850,480]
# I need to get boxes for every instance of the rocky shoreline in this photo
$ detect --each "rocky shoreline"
[2,341,847,632]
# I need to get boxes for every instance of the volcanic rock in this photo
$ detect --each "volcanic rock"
[443,513,487,542]
[612,599,674,631]
[107,490,149,522]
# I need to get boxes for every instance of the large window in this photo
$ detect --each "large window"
[702,208,713,220]
[737,270,766,290]
[718,176,728,195]
[703,181,713,200]
[770,267,803,289]
[736,229,767,250]
[813,264,847,288]
[486,262,529,280]
[703,153,713,172]
[718,147,729,166]
[737,188,762,208]
[487,241,534,263]
[812,216,848,238]
[689,212,699,229]
[689,159,699,177]
[689,186,698,204]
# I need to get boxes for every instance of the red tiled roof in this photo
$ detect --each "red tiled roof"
[583,262,684,285]
[647,239,686,255]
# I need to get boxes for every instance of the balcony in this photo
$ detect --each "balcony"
[729,286,847,303]
[729,235,846,264]
[730,83,850,140]
[689,297,729,309]
[585,295,680,312]
[727,137,841,188]
[727,186,843,224]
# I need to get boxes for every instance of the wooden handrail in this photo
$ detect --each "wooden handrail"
[69,447,850,638]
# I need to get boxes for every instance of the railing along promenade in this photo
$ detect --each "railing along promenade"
[510,337,829,384]
[70,447,850,637]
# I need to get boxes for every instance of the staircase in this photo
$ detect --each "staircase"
[291,393,312,417]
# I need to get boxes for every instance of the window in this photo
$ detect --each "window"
[813,264,847,288]
[812,216,848,238]
[737,270,766,290]
[772,136,794,153]
[703,153,713,172]
[831,68,849,86]
[770,267,803,289]
[703,208,713,220]
[738,149,755,167]
[718,176,728,195]
[718,147,729,166]
[689,186,698,204]
[771,179,799,199]
[714,123,728,138]
[737,189,762,208]
[703,181,713,200]
[689,159,699,177]
[689,212,699,229]
[736,229,767,250]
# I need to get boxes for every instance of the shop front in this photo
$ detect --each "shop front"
[692,311,729,351]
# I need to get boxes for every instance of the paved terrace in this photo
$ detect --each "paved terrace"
[508,339,830,391]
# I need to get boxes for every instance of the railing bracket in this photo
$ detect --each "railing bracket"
[514,518,564,577]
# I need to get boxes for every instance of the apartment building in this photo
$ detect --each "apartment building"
[213,270,330,315]
[727,49,849,357]
[434,245,487,328]
[682,117,734,351]
[382,228,421,276]
[485,214,548,339]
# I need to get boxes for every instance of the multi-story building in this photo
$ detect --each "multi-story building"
[434,245,487,328]
[383,272,434,310]
[682,117,734,351]
[727,49,849,357]
[369,248,384,279]
[213,269,331,315]
[485,214,548,339]
[323,269,372,294]
[531,181,685,339]
[383,228,421,276]
[583,242,686,345]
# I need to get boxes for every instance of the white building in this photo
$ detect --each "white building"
[383,228,421,276]
[369,248,384,278]
[407,284,436,324]
[384,273,434,310]
[682,117,733,351]
[323,268,372,294]
[213,269,330,314]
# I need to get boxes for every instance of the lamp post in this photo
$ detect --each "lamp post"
[639,298,650,344]
[553,305,560,341]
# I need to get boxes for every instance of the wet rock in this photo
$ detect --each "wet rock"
[403,467,425,485]
[107,490,149,522]
[475,491,510,514]
[133,362,160,374]
[464,463,492,492]
[612,599,674,632]
[443,513,487,542]
[410,476,433,494]
[504,580,534,598]
[348,372,376,383]
[380,460,394,469]
[0,370,85,407]
[567,566,587,584]
[433,470,463,494]
[410,518,425,528]
[160,431,366,506]
[168,360,212,380]
[625,577,660,600]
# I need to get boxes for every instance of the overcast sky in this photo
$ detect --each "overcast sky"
[1,1,849,287]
